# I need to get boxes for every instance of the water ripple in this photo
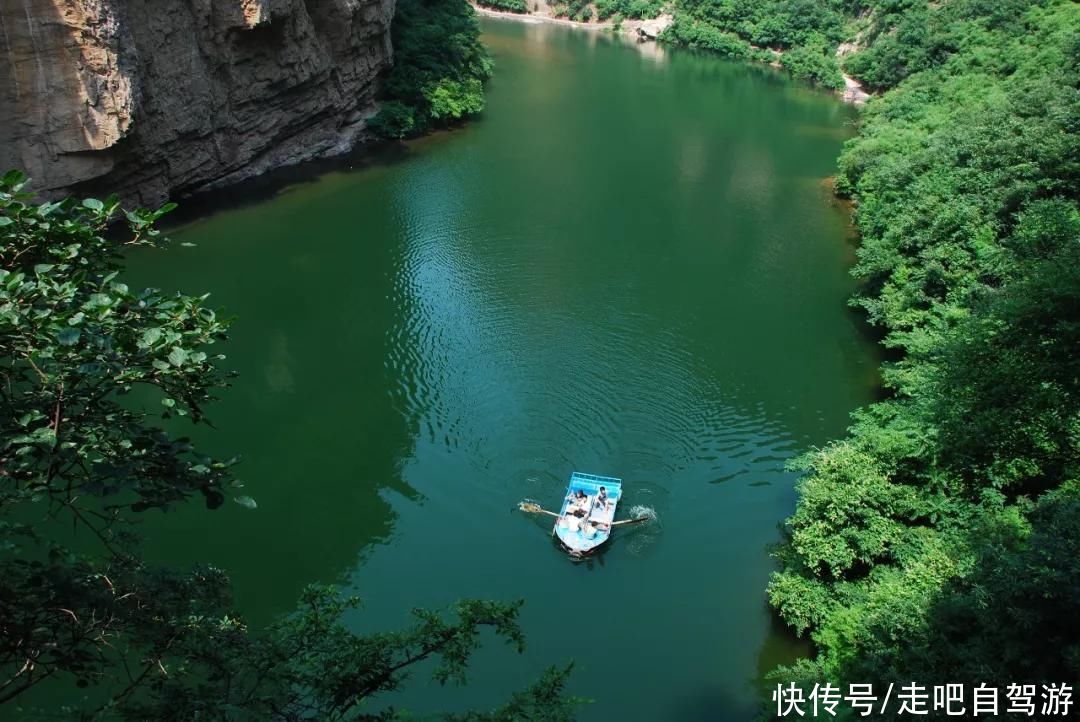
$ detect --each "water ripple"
[382,192,807,505]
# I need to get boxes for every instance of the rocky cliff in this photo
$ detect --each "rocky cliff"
[0,0,395,206]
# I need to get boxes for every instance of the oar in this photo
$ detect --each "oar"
[518,501,561,518]
[520,502,651,527]
[609,516,651,527]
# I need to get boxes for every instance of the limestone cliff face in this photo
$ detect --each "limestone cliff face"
[0,0,395,206]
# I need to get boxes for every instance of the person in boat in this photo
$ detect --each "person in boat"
[561,509,585,532]
[595,486,609,510]
[567,488,588,512]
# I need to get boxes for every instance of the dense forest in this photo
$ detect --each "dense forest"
[665,0,848,87]
[758,0,1080,709]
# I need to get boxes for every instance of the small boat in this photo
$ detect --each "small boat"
[553,472,622,556]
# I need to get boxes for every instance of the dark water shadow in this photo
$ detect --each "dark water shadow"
[158,120,481,231]
[159,140,417,229]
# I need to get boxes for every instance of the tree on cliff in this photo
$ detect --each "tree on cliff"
[369,0,493,139]
[0,170,576,720]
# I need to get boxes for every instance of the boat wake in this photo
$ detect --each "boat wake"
[623,505,661,557]
[515,497,553,529]
[626,505,659,524]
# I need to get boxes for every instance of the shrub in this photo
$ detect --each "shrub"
[368,101,418,139]
[663,16,754,59]
[597,0,663,20]
[476,0,529,12]
[780,41,845,88]
[371,0,493,139]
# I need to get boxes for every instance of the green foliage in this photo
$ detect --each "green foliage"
[672,0,847,49]
[367,100,418,140]
[0,168,236,522]
[663,15,758,59]
[477,0,529,12]
[768,0,1080,701]
[666,0,850,87]
[371,0,493,139]
[915,483,1080,684]
[841,0,1076,92]
[932,210,1080,494]
[428,77,487,121]
[121,587,577,720]
[779,34,844,88]
[595,0,665,20]
[551,0,595,21]
[0,172,579,718]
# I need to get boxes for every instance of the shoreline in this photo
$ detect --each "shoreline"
[471,4,646,36]
[472,4,871,105]
[841,73,871,104]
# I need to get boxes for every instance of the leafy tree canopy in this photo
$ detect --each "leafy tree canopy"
[370,0,494,139]
[665,0,849,87]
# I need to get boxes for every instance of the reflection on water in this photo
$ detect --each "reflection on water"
[125,15,875,722]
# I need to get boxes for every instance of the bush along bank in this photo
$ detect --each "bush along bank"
[369,0,494,140]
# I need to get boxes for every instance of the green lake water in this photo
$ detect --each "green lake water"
[127,17,877,721]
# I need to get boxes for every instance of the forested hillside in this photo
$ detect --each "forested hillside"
[665,0,849,87]
[757,0,1080,703]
